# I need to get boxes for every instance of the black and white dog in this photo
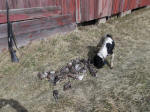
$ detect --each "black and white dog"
[93,34,115,69]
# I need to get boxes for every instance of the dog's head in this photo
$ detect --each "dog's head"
[93,55,105,69]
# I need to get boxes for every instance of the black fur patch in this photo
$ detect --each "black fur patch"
[93,55,105,68]
[106,41,115,55]
[106,34,112,38]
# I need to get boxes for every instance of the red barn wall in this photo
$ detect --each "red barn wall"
[61,0,76,21]
[75,0,150,23]
[0,0,149,24]
[0,0,77,23]
[0,0,61,10]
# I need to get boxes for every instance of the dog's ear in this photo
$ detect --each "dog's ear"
[106,34,112,38]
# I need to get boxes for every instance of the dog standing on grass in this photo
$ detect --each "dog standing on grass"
[93,34,115,69]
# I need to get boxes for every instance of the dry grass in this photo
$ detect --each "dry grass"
[0,7,150,112]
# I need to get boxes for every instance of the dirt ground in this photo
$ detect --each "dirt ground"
[0,7,150,112]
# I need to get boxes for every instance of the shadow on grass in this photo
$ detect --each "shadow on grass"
[0,99,28,112]
[87,46,98,63]
[87,35,105,63]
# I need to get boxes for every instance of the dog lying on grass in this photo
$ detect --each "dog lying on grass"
[93,34,115,69]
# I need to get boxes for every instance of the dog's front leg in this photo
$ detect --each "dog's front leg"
[110,53,114,69]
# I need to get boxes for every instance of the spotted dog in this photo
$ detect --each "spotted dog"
[93,34,115,69]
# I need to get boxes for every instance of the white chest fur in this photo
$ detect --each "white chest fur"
[97,37,113,59]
